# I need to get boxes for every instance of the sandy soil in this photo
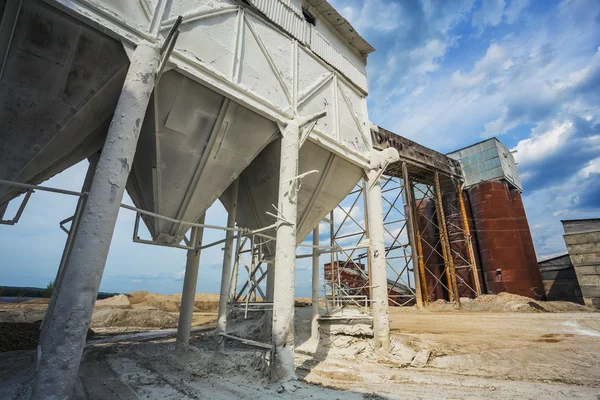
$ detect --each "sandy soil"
[1,294,599,399]
[299,307,600,399]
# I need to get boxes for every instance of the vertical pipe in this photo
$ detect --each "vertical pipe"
[329,210,336,308]
[231,234,241,299]
[217,178,239,349]
[311,225,320,341]
[361,179,372,304]
[457,184,482,295]
[415,227,429,305]
[31,43,160,400]
[39,154,100,346]
[271,123,301,381]
[264,256,275,342]
[176,218,205,349]
[434,173,461,307]
[366,170,390,352]
[401,162,423,309]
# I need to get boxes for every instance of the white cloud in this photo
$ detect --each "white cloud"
[473,0,506,27]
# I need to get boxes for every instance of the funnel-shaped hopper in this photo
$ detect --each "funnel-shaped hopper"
[126,70,279,245]
[220,139,364,244]
[0,1,129,205]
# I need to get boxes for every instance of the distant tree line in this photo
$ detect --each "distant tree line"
[0,285,120,299]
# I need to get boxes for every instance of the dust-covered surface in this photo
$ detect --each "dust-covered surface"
[0,292,218,336]
[1,294,599,399]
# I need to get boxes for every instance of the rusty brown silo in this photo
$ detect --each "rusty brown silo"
[467,181,541,299]
[510,188,546,300]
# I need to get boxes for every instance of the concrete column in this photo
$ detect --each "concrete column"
[31,43,160,399]
[311,225,320,341]
[217,178,239,349]
[176,217,205,349]
[271,112,325,381]
[40,154,100,347]
[366,169,390,352]
[365,147,399,353]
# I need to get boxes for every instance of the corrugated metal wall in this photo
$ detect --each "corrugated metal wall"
[563,219,600,308]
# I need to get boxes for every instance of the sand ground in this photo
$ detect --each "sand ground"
[0,295,598,399]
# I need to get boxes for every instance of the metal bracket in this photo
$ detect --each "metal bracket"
[59,215,75,234]
[0,189,33,226]
[132,210,195,251]
[156,15,183,80]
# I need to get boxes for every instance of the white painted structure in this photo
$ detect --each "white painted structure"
[0,0,387,395]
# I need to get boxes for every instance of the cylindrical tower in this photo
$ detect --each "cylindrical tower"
[467,181,543,299]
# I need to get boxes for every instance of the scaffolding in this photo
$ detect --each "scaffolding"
[328,162,482,308]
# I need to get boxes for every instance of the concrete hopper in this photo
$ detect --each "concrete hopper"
[220,138,364,243]
[0,0,129,206]
[126,70,279,245]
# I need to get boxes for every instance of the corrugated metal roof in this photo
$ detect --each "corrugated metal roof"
[306,0,375,56]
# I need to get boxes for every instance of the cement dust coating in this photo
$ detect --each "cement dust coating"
[1,302,600,399]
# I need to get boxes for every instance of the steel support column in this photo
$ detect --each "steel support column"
[457,185,482,295]
[31,43,160,399]
[176,220,205,349]
[401,162,423,308]
[217,178,239,350]
[311,225,320,341]
[39,154,100,347]
[434,173,460,306]
[366,169,391,352]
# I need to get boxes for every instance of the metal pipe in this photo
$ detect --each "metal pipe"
[0,179,85,197]
[329,210,336,308]
[311,225,320,342]
[31,43,160,399]
[457,184,482,296]
[176,220,205,349]
[120,203,247,233]
[402,162,423,309]
[217,179,239,350]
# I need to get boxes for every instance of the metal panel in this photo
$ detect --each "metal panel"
[447,138,523,191]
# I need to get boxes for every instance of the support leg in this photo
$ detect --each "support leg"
[217,178,239,350]
[39,154,100,347]
[366,169,391,352]
[177,219,205,349]
[311,225,320,342]
[401,162,423,308]
[271,126,300,381]
[271,112,325,381]
[31,43,160,400]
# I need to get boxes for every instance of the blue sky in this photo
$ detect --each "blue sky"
[1,0,600,297]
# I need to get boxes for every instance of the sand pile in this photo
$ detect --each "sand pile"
[95,294,131,309]
[425,292,593,313]
[125,292,219,313]
[91,309,178,329]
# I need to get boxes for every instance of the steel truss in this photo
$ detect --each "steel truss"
[328,164,482,308]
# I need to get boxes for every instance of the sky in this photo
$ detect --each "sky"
[1,0,599,297]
